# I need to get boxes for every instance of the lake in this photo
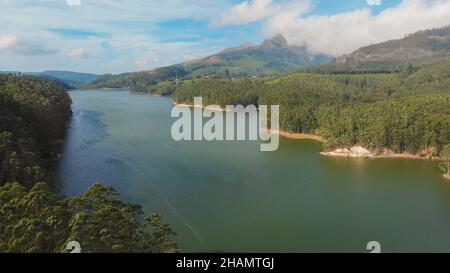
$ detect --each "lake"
[58,90,450,252]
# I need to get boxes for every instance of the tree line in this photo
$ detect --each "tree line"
[0,75,72,187]
[0,182,177,253]
[0,75,178,252]
[172,61,450,175]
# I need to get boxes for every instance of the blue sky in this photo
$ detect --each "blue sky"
[0,0,449,74]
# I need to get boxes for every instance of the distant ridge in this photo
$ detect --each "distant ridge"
[183,34,331,75]
[306,26,450,73]
[89,34,333,94]
[0,70,99,88]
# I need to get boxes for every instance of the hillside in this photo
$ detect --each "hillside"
[0,75,72,187]
[90,34,332,94]
[0,75,178,254]
[173,59,450,159]
[38,71,99,87]
[0,70,99,88]
[307,26,450,73]
[183,34,331,76]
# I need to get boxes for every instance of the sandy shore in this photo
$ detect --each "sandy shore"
[174,103,230,112]
[321,146,444,161]
[130,92,162,97]
[172,105,324,141]
[268,130,325,142]
[444,174,450,180]
[172,102,446,164]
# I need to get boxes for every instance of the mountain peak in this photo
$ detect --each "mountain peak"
[260,34,288,49]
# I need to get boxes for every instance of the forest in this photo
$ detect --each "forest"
[0,75,72,187]
[0,182,177,253]
[0,75,177,253]
[173,61,450,167]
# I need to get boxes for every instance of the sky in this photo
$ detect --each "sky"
[1,0,450,74]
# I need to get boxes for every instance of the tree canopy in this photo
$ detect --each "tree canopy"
[0,75,72,187]
[0,182,177,253]
[173,60,450,156]
[0,74,178,253]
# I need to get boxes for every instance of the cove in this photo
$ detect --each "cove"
[171,97,279,151]
[58,90,450,253]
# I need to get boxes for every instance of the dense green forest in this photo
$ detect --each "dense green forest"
[0,75,177,252]
[0,75,72,187]
[89,66,187,95]
[0,182,177,253]
[173,61,450,159]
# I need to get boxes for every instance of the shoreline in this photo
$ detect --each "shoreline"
[172,101,445,165]
[171,106,324,142]
[268,130,325,142]
[130,92,163,97]
[444,174,450,180]
[174,103,232,112]
[320,146,444,161]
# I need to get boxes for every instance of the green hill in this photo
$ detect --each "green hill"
[90,34,332,95]
[1,70,99,89]
[0,75,72,187]
[173,59,450,156]
[0,75,178,253]
[39,71,99,87]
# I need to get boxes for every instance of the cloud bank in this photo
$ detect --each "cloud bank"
[2,0,450,72]
[0,34,57,56]
[0,0,231,73]
[211,0,310,26]
[68,48,89,59]
[367,0,382,6]
[216,0,450,56]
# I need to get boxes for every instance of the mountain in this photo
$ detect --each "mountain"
[90,34,332,94]
[183,34,332,76]
[0,70,99,88]
[307,26,450,73]
[38,71,99,87]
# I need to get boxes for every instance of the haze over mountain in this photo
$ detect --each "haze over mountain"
[89,34,332,94]
[0,70,99,88]
[183,34,332,76]
[37,71,99,87]
[7,26,450,91]
[307,26,450,73]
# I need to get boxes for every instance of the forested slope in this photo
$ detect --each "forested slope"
[89,35,331,95]
[0,75,72,187]
[0,75,178,253]
[173,60,450,156]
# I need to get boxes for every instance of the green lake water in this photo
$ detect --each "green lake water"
[58,90,450,252]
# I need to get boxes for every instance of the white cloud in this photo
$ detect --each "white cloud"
[367,0,382,6]
[3,0,450,72]
[212,0,310,26]
[0,34,57,56]
[263,0,450,56]
[183,54,198,61]
[68,48,89,59]
[66,0,81,6]
[0,35,17,50]
[135,58,151,70]
[0,0,231,73]
[212,0,274,26]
